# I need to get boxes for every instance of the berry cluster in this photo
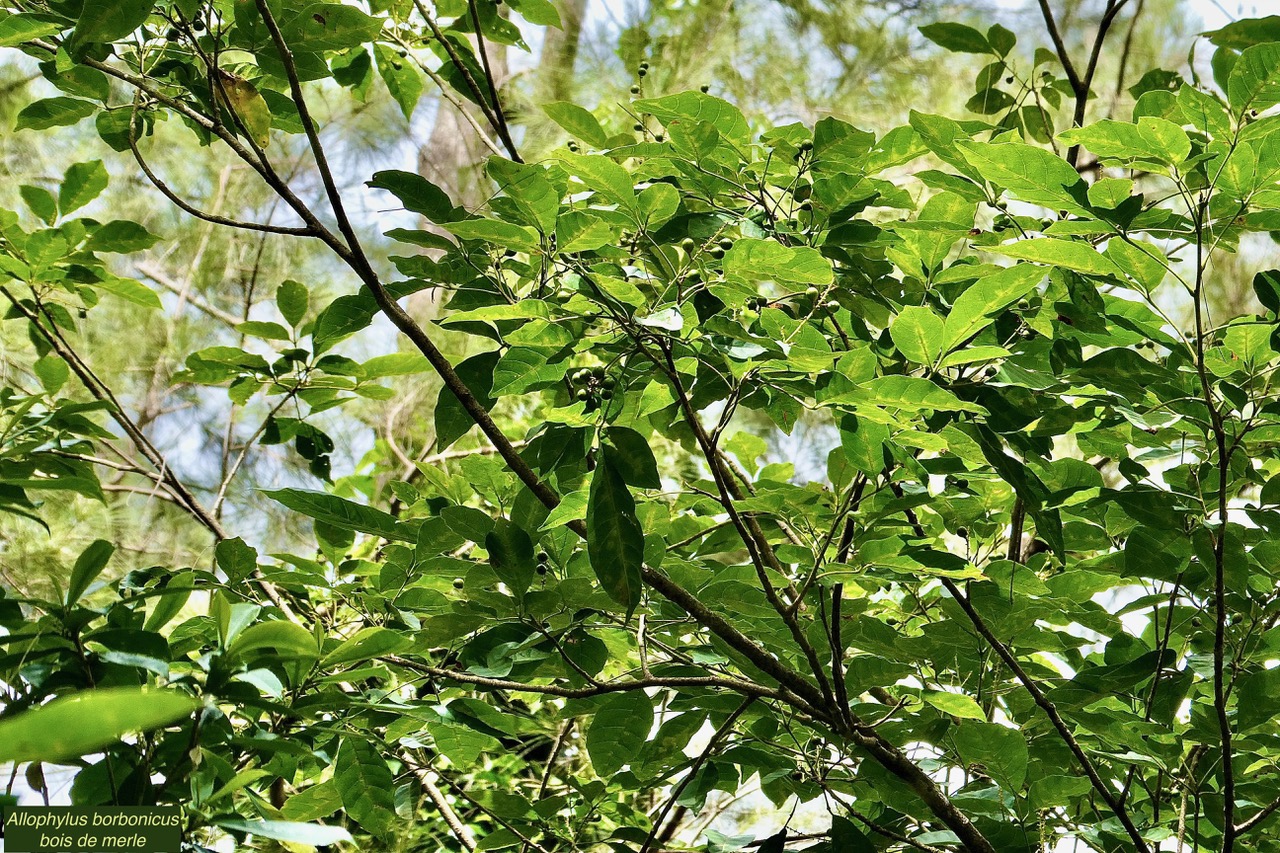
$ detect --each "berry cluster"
[569,366,617,406]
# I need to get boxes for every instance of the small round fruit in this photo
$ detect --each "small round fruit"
[536,564,547,575]
[710,247,725,259]
[630,85,641,94]
[639,61,650,70]
[654,133,664,142]
[680,237,696,252]
[166,27,181,40]
[537,550,549,563]
[638,67,647,78]
[601,388,614,400]
[453,578,465,590]
[825,299,840,312]
[984,367,998,378]
[602,376,617,389]
[799,200,812,212]
[193,19,207,31]
[593,366,606,379]
[956,479,969,489]
[634,122,645,132]
[799,140,814,152]
[956,527,968,538]
[805,286,820,298]
[1017,299,1030,310]
[575,388,590,401]
[718,237,733,250]
[1191,617,1202,628]
[1005,76,1014,84]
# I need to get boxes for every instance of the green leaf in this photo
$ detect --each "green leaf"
[237,320,292,341]
[374,43,423,121]
[924,691,987,720]
[586,449,645,615]
[33,354,69,392]
[266,488,410,541]
[486,158,560,233]
[279,3,383,51]
[435,350,499,450]
[1227,42,1280,115]
[227,620,320,662]
[1057,117,1191,165]
[215,537,258,583]
[335,738,398,840]
[507,0,562,26]
[985,238,1123,277]
[724,238,833,286]
[362,353,430,376]
[1255,269,1280,314]
[605,427,661,489]
[543,101,610,148]
[69,0,153,50]
[830,816,875,853]
[87,220,162,253]
[633,92,751,143]
[952,721,1028,791]
[445,218,540,253]
[368,170,461,223]
[586,691,654,776]
[15,97,97,131]
[956,141,1089,214]
[59,160,109,216]
[0,688,200,764]
[216,820,352,847]
[485,518,536,600]
[278,279,309,327]
[558,152,637,214]
[0,14,61,47]
[91,276,163,309]
[890,305,945,365]
[941,265,1044,351]
[322,627,411,668]
[919,22,990,54]
[20,185,57,224]
[66,539,114,605]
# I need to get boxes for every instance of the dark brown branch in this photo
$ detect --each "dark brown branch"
[465,0,520,161]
